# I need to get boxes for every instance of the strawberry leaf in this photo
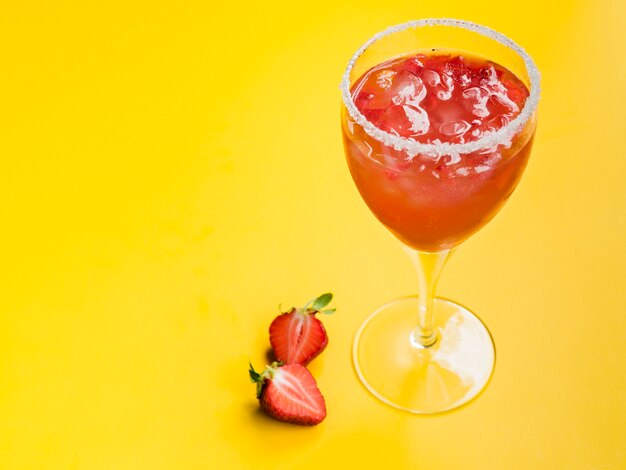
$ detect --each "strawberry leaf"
[249,362,265,399]
[249,362,262,382]
[321,308,336,315]
[312,293,333,311]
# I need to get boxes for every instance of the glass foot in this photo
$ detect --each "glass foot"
[352,296,495,414]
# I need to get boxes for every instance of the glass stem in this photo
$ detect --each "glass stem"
[403,247,452,348]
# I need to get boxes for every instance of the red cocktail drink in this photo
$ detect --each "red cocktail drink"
[342,53,535,251]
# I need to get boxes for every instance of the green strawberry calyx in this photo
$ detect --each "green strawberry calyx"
[294,292,336,316]
[249,361,281,399]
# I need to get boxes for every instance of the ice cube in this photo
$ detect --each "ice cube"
[458,73,471,87]
[484,153,502,166]
[439,120,471,137]
[391,71,427,106]
[378,102,430,137]
[404,58,424,77]
[486,115,510,131]
[441,73,454,89]
[403,104,430,135]
[462,86,491,118]
[376,70,396,90]
[479,64,498,83]
[491,92,519,113]
[480,69,508,97]
[364,70,424,110]
[424,69,454,101]
[443,152,461,166]
[423,69,441,87]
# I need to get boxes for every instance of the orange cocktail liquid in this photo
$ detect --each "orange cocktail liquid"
[342,53,535,252]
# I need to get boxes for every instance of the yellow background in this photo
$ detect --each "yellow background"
[1,1,625,468]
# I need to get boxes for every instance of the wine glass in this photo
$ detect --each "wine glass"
[340,19,540,414]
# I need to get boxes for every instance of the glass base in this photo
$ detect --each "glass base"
[352,296,495,414]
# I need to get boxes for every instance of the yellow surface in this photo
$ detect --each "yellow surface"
[1,1,625,469]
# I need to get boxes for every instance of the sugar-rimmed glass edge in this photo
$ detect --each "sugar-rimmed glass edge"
[340,18,541,159]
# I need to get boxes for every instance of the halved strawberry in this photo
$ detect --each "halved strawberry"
[249,362,326,425]
[269,293,335,366]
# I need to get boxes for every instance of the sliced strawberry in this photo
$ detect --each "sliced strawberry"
[249,362,326,425]
[269,293,335,366]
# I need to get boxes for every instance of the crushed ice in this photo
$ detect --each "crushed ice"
[340,18,541,161]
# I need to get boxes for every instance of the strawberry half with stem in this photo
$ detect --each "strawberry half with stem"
[269,293,335,366]
[249,362,326,425]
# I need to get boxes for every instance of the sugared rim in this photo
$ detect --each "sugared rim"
[340,18,541,158]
